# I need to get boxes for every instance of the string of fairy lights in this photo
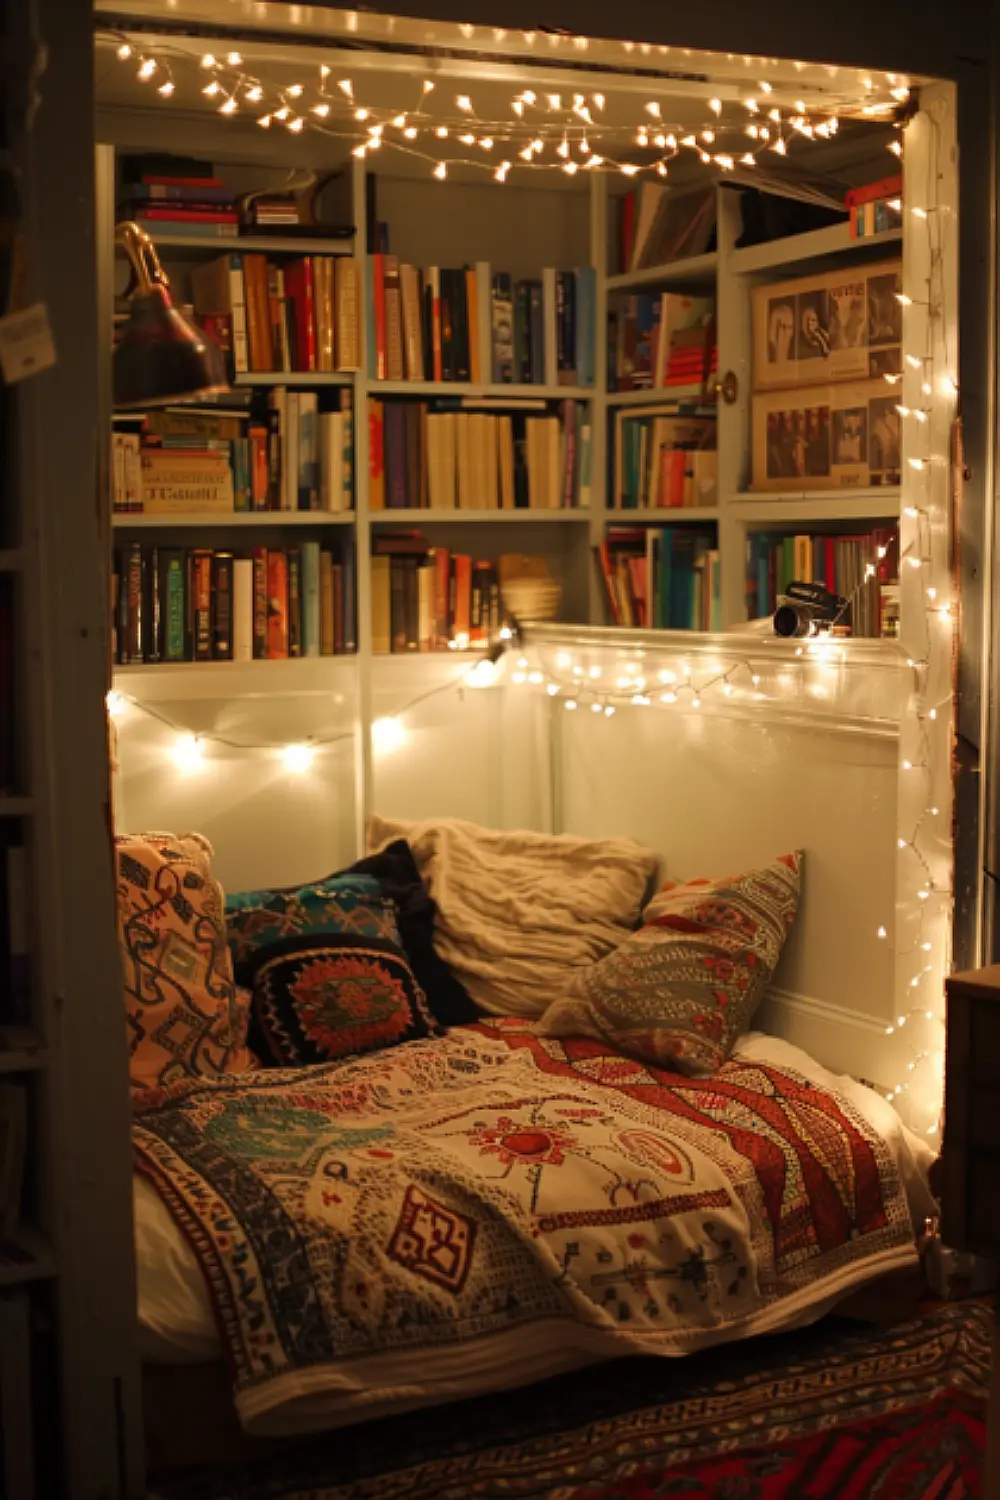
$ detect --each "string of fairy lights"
[98,30,910,184]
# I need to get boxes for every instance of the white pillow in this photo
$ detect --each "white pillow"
[367,815,660,1018]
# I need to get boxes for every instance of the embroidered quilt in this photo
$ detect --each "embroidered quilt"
[132,1019,916,1436]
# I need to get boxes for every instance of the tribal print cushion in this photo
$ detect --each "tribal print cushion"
[226,873,439,1067]
[539,853,802,1075]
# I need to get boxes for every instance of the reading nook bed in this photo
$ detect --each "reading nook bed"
[115,623,945,1465]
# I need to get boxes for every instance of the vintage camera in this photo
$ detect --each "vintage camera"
[773,580,849,638]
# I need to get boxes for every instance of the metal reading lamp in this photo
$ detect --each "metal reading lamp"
[113,220,229,407]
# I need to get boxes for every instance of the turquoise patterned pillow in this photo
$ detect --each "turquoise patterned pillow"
[225,873,440,1068]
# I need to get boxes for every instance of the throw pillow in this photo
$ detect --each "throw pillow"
[347,840,478,1026]
[116,831,253,1093]
[225,872,440,1067]
[538,853,803,1075]
[367,814,660,1018]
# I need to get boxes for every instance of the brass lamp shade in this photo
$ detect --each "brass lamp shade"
[113,221,229,408]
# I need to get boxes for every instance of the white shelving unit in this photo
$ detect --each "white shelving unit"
[101,95,906,860]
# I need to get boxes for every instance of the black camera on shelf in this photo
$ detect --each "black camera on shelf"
[773,581,849,638]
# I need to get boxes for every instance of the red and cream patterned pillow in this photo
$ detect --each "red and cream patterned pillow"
[115,831,254,1093]
[538,853,802,1075]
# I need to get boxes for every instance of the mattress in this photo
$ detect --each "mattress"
[134,1029,936,1382]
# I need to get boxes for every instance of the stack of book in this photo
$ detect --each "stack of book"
[371,537,547,652]
[368,397,590,511]
[368,258,596,387]
[118,153,238,239]
[614,411,717,510]
[746,527,899,637]
[113,539,356,663]
[617,183,717,274]
[190,251,363,375]
[846,174,903,239]
[112,394,353,515]
[596,526,721,631]
[609,293,716,393]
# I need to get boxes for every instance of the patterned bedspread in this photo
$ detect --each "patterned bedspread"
[132,1019,916,1436]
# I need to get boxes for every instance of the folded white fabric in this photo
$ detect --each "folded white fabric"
[367,814,660,1017]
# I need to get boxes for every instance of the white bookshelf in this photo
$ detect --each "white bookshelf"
[101,121,909,838]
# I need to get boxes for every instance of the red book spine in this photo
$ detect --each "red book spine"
[266,550,289,659]
[137,207,239,223]
[250,427,269,510]
[142,175,222,187]
[301,258,317,371]
[191,550,213,661]
[452,554,472,645]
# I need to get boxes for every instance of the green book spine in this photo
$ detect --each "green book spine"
[162,552,187,661]
[301,540,321,657]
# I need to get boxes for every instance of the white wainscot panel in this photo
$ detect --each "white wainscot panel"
[371,668,547,835]
[554,703,897,1087]
[112,663,359,894]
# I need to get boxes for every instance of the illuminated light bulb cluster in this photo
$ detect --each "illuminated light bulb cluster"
[101,29,900,188]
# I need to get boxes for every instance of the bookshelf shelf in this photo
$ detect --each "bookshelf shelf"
[123,232,356,258]
[605,252,719,293]
[232,371,355,388]
[0,1226,57,1289]
[607,508,721,524]
[729,223,903,277]
[0,548,23,574]
[606,386,712,409]
[111,511,356,529]
[730,490,902,524]
[370,381,595,402]
[370,509,591,524]
[0,796,32,817]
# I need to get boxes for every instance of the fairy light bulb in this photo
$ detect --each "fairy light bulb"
[288,116,304,133]
[219,96,238,115]
[355,107,370,121]
[226,51,243,65]
[435,125,449,138]
[479,137,493,150]
[172,734,203,772]
[339,78,354,97]
[392,113,407,128]
[709,97,722,115]
[274,106,290,121]
[282,743,314,774]
[200,53,217,68]
[422,79,435,94]
[311,102,330,117]
[459,133,475,145]
[433,161,448,180]
[512,100,525,117]
[258,115,272,129]
[564,699,578,711]
[494,161,511,181]
[157,79,175,97]
[116,43,132,60]
[645,101,661,118]
[137,58,157,80]
[404,126,418,140]
[246,85,263,102]
[547,92,562,109]
[287,84,303,98]
[562,161,579,176]
[202,80,221,96]
[456,94,472,111]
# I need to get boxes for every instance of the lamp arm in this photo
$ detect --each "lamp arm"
[115,220,170,295]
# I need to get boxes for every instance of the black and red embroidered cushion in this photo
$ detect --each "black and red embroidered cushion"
[226,872,440,1067]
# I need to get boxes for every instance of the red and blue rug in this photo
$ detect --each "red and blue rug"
[155,1300,990,1498]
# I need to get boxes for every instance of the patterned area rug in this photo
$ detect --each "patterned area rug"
[154,1301,990,1499]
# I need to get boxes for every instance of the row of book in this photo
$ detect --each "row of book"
[189,252,363,375]
[596,527,721,631]
[845,174,903,240]
[609,292,717,393]
[368,398,591,512]
[372,534,539,652]
[112,541,357,664]
[112,395,353,515]
[745,527,899,637]
[614,411,717,510]
[369,259,597,388]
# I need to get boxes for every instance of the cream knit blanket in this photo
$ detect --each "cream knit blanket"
[367,815,659,1017]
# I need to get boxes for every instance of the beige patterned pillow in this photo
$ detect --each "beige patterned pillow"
[367,815,660,1018]
[116,831,254,1093]
[538,854,802,1074]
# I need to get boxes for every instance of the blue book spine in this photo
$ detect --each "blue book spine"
[301,540,321,656]
[575,267,596,387]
